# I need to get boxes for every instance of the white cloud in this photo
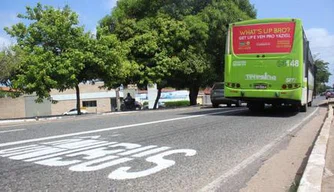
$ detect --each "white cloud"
[106,0,118,9]
[0,36,12,50]
[0,12,19,29]
[306,28,334,62]
[306,28,334,83]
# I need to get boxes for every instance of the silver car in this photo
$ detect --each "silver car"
[63,108,88,115]
[210,82,242,108]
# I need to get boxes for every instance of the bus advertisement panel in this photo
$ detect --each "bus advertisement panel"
[232,22,296,54]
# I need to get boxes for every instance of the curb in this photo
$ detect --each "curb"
[0,105,205,125]
[297,103,333,192]
[0,116,65,125]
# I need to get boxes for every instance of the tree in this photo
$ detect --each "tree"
[314,58,331,93]
[0,46,22,86]
[99,0,257,106]
[5,3,127,114]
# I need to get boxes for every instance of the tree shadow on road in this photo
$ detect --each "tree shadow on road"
[181,105,325,118]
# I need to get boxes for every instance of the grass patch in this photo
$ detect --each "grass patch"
[164,100,190,107]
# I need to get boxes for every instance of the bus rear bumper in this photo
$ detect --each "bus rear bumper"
[224,88,302,104]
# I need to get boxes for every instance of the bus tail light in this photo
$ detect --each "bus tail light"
[294,84,301,88]
[282,83,301,89]
[226,82,241,89]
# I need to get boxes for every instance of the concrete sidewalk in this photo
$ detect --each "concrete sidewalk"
[298,101,334,192]
[322,107,334,192]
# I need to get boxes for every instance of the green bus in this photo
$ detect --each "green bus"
[224,18,315,112]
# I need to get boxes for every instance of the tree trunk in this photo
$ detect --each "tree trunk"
[189,85,199,106]
[153,87,162,109]
[75,84,81,115]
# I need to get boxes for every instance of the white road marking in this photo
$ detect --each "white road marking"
[69,156,133,172]
[200,107,319,192]
[10,147,67,160]
[1,145,48,157]
[109,149,197,180]
[110,134,121,137]
[0,129,25,134]
[0,109,245,148]
[26,142,117,162]
[0,136,198,180]
[132,147,171,157]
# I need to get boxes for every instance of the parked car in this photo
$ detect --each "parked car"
[63,108,88,115]
[210,82,242,108]
[325,89,334,99]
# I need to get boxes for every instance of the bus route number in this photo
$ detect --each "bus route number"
[286,60,299,67]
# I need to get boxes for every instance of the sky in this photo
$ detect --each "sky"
[0,0,333,83]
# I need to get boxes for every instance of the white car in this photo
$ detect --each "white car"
[63,108,88,115]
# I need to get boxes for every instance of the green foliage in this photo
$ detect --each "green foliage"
[4,3,128,107]
[0,46,23,86]
[5,3,88,99]
[0,90,21,98]
[98,0,257,105]
[314,58,331,93]
[164,100,190,107]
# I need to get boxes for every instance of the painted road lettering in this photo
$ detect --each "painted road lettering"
[109,149,197,180]
[0,136,197,180]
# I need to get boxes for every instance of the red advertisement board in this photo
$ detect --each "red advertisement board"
[232,22,296,54]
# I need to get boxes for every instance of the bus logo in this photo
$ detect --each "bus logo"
[245,73,277,81]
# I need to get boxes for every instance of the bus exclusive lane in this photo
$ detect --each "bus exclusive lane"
[0,106,319,191]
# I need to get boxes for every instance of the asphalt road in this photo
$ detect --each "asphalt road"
[0,99,325,192]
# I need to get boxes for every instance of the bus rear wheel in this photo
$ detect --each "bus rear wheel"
[247,102,264,112]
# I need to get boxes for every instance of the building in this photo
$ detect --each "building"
[50,82,122,115]
[0,82,122,119]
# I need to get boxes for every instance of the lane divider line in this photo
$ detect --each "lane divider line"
[0,129,25,134]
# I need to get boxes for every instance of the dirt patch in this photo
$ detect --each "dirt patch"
[240,107,327,192]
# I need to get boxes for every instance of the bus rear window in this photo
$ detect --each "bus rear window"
[232,22,296,54]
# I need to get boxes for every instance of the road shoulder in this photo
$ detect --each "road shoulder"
[240,106,327,192]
